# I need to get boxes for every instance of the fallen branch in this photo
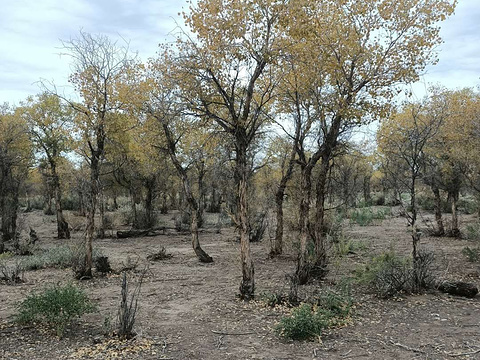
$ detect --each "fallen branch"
[211,330,255,336]
[445,348,480,357]
[389,339,426,354]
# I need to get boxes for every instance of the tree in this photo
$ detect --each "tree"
[21,93,73,239]
[59,31,138,278]
[0,104,32,249]
[278,0,456,283]
[377,97,446,274]
[145,60,214,263]
[169,0,285,299]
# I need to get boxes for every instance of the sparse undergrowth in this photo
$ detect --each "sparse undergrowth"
[15,283,96,337]
[274,286,353,341]
[355,249,436,298]
[21,244,103,273]
[349,207,390,226]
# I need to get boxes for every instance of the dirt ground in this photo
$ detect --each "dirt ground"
[1,209,480,360]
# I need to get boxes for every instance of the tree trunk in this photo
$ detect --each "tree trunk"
[54,181,70,239]
[296,165,313,285]
[130,189,138,229]
[145,178,155,228]
[191,208,213,263]
[313,157,330,274]
[432,186,444,236]
[161,121,213,264]
[1,169,18,242]
[83,156,100,279]
[98,189,106,239]
[271,146,296,257]
[363,175,371,205]
[236,137,254,300]
[410,175,418,261]
[450,191,460,237]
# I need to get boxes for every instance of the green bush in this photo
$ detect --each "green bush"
[349,207,389,226]
[356,250,435,298]
[466,222,480,241]
[15,283,96,337]
[356,251,411,298]
[276,286,353,341]
[275,304,330,340]
[458,196,478,215]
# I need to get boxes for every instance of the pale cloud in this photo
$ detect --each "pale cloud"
[1,0,479,105]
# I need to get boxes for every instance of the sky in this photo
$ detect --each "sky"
[1,0,479,106]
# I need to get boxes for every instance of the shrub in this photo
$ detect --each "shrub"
[95,256,112,273]
[15,283,96,337]
[0,259,24,284]
[356,250,435,298]
[146,247,173,261]
[466,222,480,241]
[356,251,411,298]
[462,247,480,262]
[275,285,353,341]
[261,291,288,308]
[349,207,390,226]
[349,208,374,226]
[21,245,103,272]
[117,271,145,339]
[275,304,329,340]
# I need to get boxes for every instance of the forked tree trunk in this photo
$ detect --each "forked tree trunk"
[432,187,444,236]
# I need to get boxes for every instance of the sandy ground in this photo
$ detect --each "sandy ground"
[1,209,480,360]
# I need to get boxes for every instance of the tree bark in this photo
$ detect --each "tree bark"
[236,134,254,299]
[296,164,313,285]
[144,177,155,228]
[432,186,444,236]
[53,170,70,239]
[97,186,106,239]
[450,190,460,237]
[271,145,296,257]
[160,121,213,264]
[313,156,330,273]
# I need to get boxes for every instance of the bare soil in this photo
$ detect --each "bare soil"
[1,209,480,359]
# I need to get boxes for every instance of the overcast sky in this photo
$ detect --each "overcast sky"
[1,0,479,106]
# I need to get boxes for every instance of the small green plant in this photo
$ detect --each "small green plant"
[275,304,329,340]
[349,208,374,226]
[462,246,480,262]
[466,222,480,241]
[260,291,288,308]
[275,285,353,341]
[356,249,435,298]
[356,251,411,298]
[0,252,13,261]
[15,283,96,337]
